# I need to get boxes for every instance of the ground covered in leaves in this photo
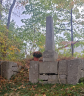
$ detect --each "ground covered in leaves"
[0,65,84,96]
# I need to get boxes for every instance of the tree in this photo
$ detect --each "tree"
[0,0,2,20]
[21,0,84,57]
[0,25,21,60]
[0,0,28,29]
[0,0,29,60]
[17,25,45,56]
[7,0,16,29]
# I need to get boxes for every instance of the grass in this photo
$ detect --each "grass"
[0,67,84,96]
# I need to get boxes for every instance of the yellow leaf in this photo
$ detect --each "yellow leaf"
[43,94,46,96]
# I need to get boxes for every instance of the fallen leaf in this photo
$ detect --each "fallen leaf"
[4,93,8,96]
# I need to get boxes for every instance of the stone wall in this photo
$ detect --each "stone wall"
[29,59,84,85]
[0,61,21,80]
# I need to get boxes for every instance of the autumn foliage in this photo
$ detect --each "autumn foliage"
[0,25,21,61]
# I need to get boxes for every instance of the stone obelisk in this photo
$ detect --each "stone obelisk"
[43,16,58,61]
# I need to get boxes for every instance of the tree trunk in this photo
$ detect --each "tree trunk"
[0,0,2,20]
[7,0,16,29]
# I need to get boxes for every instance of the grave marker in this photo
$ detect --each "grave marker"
[43,16,58,61]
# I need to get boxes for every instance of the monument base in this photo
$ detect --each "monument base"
[29,59,84,85]
[43,50,58,62]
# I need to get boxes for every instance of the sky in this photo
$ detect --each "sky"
[12,11,30,27]
[2,0,30,27]
[11,3,30,27]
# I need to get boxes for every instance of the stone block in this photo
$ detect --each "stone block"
[12,65,21,72]
[81,70,84,77]
[48,75,58,84]
[67,59,82,84]
[39,74,48,80]
[1,61,20,80]
[39,81,48,84]
[39,61,57,74]
[29,61,39,83]
[0,61,2,65]
[1,61,17,69]
[58,60,67,75]
[81,59,84,70]
[59,75,67,84]
[2,68,13,80]
[39,75,48,84]
[13,71,18,75]
[39,74,58,84]
[12,67,18,72]
[43,50,58,61]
